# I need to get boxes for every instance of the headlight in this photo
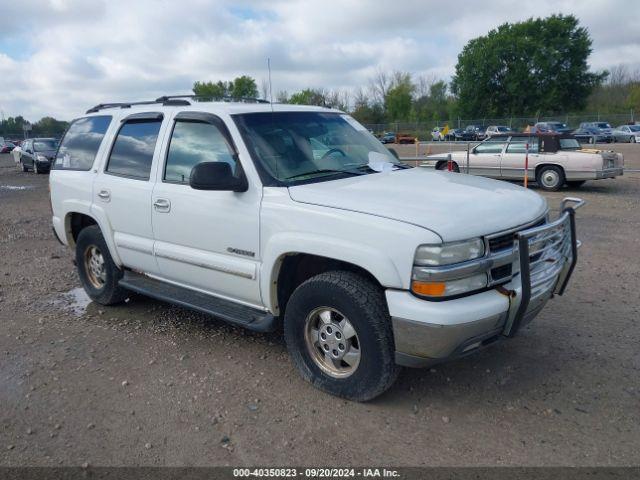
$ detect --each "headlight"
[414,238,484,266]
[412,238,488,299]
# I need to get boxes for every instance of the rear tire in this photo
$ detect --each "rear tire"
[436,161,460,173]
[536,165,565,191]
[21,162,28,172]
[75,225,127,305]
[631,136,636,143]
[284,271,400,402]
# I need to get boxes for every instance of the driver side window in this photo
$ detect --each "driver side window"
[474,142,505,154]
[164,121,237,184]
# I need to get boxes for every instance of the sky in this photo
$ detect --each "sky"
[0,0,639,121]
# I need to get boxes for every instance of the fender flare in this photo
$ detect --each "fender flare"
[261,232,404,312]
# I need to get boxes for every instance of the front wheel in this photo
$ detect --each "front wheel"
[536,165,565,191]
[284,271,400,401]
[75,225,128,305]
[631,136,636,143]
[436,161,460,173]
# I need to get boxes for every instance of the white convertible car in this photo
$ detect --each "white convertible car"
[425,134,624,191]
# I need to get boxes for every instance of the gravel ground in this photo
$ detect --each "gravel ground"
[0,151,639,467]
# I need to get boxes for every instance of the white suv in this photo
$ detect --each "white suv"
[50,96,583,401]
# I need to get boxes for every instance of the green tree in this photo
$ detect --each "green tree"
[32,117,70,136]
[451,14,606,117]
[192,75,259,99]
[385,72,414,121]
[288,88,327,106]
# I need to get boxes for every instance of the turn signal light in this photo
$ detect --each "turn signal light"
[411,281,446,296]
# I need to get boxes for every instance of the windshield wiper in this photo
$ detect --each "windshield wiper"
[285,169,366,180]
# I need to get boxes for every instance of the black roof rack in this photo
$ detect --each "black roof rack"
[86,94,269,114]
[155,94,270,104]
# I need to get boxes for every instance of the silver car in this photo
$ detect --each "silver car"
[612,124,640,143]
[424,134,624,191]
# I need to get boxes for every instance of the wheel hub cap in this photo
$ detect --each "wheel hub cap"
[542,171,559,187]
[84,245,106,289]
[304,307,361,378]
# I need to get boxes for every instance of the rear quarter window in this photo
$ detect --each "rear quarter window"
[53,116,112,170]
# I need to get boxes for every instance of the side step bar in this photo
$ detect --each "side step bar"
[119,271,278,333]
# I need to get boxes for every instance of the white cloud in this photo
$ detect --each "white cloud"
[0,0,639,120]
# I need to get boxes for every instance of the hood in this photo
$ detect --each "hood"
[288,168,547,242]
[35,149,56,158]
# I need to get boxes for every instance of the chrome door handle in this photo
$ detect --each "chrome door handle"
[97,190,110,202]
[153,198,171,212]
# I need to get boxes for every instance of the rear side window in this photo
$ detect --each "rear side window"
[53,116,112,170]
[106,120,162,180]
[164,121,236,184]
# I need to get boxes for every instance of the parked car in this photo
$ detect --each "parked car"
[446,128,464,141]
[431,127,445,141]
[461,125,486,141]
[534,122,572,134]
[580,122,613,134]
[379,132,396,144]
[15,137,59,173]
[572,126,614,144]
[396,133,416,144]
[485,125,513,137]
[425,133,623,191]
[613,124,640,143]
[50,97,582,401]
[0,141,16,153]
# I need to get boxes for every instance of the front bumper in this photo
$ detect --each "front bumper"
[390,198,583,367]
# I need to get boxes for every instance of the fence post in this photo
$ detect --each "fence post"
[466,143,470,174]
[524,142,530,188]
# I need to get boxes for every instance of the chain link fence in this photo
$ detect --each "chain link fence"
[365,112,637,138]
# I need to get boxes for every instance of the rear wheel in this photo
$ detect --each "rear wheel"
[536,165,565,191]
[76,225,127,305]
[21,161,28,172]
[631,136,636,143]
[436,161,460,173]
[284,271,400,401]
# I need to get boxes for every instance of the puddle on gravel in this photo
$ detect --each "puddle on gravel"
[0,185,34,191]
[54,287,93,316]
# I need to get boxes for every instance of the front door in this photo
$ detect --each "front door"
[151,112,262,308]
[500,138,538,180]
[467,141,505,177]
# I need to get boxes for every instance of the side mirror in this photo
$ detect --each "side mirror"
[189,162,248,192]
[387,147,399,159]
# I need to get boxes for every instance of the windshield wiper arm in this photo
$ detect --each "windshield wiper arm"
[285,169,366,180]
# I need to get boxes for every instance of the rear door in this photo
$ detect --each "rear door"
[91,112,166,274]
[151,111,262,307]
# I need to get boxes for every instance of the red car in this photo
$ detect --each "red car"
[0,142,16,153]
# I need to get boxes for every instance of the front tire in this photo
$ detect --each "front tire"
[631,136,636,143]
[536,165,565,191]
[75,225,127,305]
[284,271,400,401]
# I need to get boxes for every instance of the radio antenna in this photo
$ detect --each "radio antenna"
[267,57,274,110]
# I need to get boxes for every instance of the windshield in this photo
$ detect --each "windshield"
[559,138,581,150]
[550,123,567,129]
[497,126,509,132]
[629,125,640,132]
[596,123,611,129]
[234,112,402,185]
[34,139,58,151]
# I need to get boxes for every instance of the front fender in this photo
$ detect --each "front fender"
[261,232,404,313]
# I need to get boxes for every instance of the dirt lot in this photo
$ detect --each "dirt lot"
[1,150,639,467]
